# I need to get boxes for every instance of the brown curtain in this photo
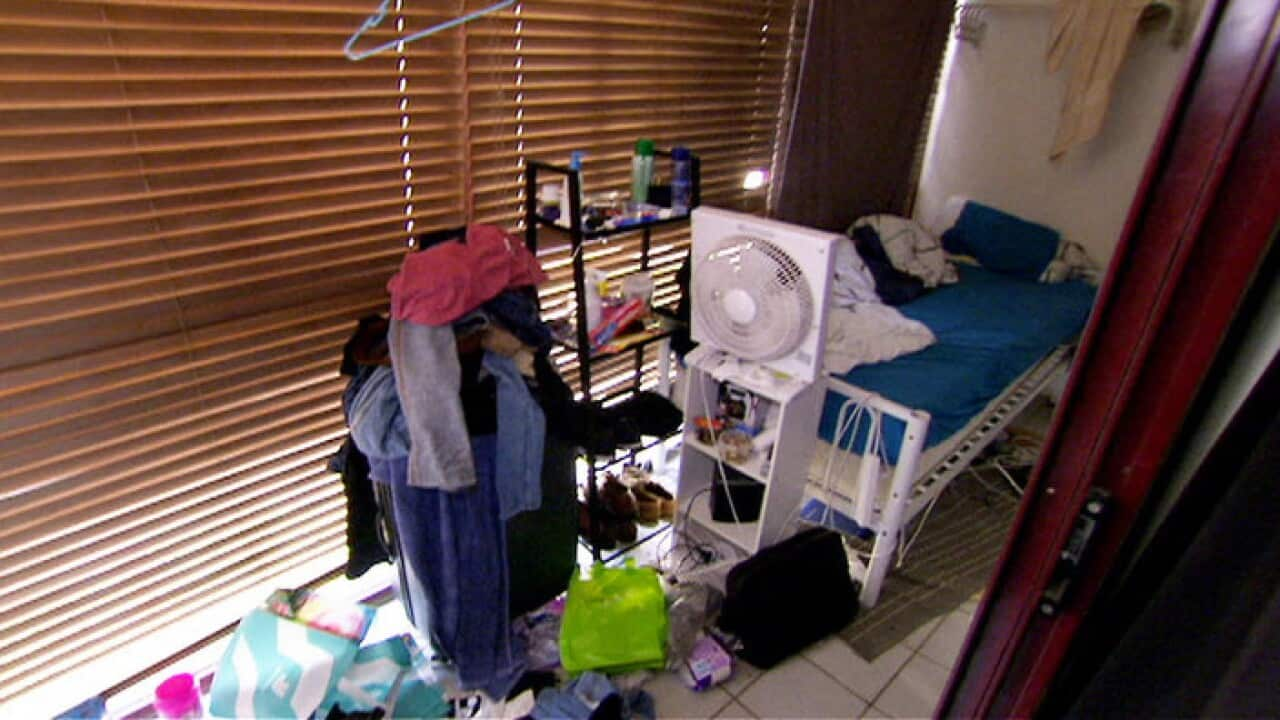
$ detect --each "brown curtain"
[773,0,955,231]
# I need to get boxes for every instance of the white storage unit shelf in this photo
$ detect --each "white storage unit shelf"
[676,347,826,555]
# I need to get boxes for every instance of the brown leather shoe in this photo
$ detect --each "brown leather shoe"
[578,501,617,550]
[640,480,677,521]
[599,473,638,519]
[630,484,662,526]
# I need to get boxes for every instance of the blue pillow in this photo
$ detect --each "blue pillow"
[941,201,1060,280]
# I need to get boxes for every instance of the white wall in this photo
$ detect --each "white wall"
[915,6,1199,266]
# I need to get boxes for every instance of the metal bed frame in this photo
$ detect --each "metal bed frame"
[809,344,1074,607]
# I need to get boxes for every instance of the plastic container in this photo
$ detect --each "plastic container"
[539,182,561,223]
[671,146,692,214]
[584,267,608,332]
[563,150,586,226]
[630,139,655,206]
[620,271,654,307]
[717,429,753,464]
[154,673,204,719]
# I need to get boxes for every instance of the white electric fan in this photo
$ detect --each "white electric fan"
[690,207,838,383]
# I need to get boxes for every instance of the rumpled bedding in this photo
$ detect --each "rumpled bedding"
[850,214,958,288]
[823,304,936,374]
[823,210,1099,374]
[826,215,954,373]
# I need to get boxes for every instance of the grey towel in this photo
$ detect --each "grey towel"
[388,317,476,490]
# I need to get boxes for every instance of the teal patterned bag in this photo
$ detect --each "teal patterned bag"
[209,590,374,719]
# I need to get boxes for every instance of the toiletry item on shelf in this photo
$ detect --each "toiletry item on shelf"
[630,139,655,206]
[717,428,753,464]
[620,271,654,308]
[584,267,608,332]
[589,297,647,349]
[539,182,562,223]
[718,383,766,435]
[583,191,626,231]
[671,146,692,214]
[694,416,725,445]
[562,150,586,226]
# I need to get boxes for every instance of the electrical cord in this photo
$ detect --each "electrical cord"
[696,370,743,525]
[657,487,719,578]
[811,395,945,570]
[812,398,873,530]
[896,488,944,567]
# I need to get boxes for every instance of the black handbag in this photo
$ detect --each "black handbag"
[716,528,860,668]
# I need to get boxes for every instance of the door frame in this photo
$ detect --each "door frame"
[940,0,1280,715]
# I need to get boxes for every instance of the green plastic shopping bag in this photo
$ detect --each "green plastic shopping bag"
[560,561,668,674]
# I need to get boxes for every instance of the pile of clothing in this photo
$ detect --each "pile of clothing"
[329,225,681,699]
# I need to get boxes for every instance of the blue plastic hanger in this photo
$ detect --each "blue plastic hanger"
[344,0,516,61]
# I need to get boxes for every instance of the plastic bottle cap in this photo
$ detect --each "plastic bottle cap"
[672,146,690,160]
[635,139,655,156]
[154,673,202,719]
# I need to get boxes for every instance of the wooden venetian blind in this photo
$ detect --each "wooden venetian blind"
[0,0,469,712]
[462,0,809,394]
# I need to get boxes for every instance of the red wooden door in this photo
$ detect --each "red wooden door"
[940,0,1280,716]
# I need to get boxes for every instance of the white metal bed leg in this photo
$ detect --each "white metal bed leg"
[859,411,930,607]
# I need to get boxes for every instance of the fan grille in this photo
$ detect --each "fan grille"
[693,234,814,361]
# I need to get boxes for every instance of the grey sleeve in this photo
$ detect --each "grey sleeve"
[389,317,477,490]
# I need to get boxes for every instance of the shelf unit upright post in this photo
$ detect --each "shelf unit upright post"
[523,149,699,562]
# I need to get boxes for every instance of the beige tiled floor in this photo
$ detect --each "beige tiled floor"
[642,598,978,719]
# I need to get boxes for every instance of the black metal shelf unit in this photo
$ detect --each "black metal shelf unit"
[523,149,699,562]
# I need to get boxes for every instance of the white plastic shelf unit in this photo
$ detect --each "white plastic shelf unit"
[676,347,826,555]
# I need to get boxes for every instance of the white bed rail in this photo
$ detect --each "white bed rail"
[814,344,1075,607]
[819,378,930,606]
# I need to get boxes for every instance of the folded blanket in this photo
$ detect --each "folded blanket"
[824,304,936,374]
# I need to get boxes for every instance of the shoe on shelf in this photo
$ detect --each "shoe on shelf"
[599,473,638,519]
[578,501,617,550]
[640,480,677,521]
[630,484,663,526]
[577,498,640,550]
[611,516,638,544]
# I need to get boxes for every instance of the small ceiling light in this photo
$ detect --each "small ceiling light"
[743,169,769,191]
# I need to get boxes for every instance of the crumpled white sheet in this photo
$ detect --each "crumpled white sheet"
[831,236,880,308]
[852,214,959,288]
[824,303,936,374]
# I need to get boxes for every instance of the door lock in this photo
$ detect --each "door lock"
[1039,487,1111,616]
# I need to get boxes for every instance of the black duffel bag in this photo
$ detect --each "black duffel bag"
[716,528,860,668]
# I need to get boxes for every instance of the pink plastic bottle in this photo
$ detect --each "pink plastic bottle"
[153,673,204,719]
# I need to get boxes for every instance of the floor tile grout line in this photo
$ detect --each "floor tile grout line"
[915,609,976,668]
[732,655,874,718]
[868,650,913,710]
[725,666,763,701]
[803,650,875,707]
[796,649,881,709]
[871,647,955,716]
[869,627,941,712]
[708,693,738,718]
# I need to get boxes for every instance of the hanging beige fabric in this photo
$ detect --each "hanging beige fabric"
[1046,0,1149,159]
